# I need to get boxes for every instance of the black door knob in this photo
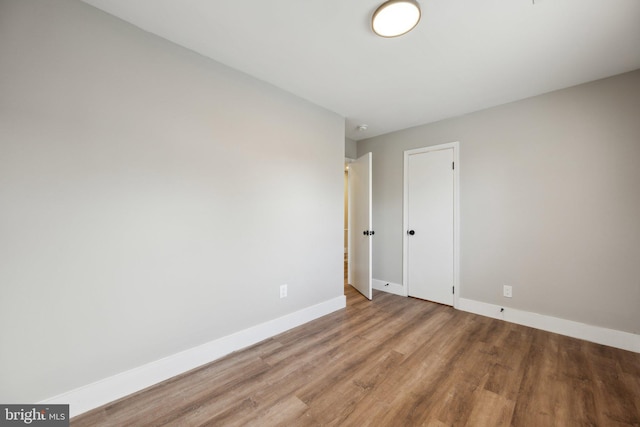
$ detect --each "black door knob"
[407,230,415,235]
[370,230,375,235]
[363,230,368,236]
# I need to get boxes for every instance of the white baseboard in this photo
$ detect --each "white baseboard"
[40,295,346,418]
[458,298,639,353]
[373,279,406,296]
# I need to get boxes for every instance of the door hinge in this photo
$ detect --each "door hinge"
[452,162,455,170]
[452,286,455,294]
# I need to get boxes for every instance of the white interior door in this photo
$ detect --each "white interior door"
[404,146,455,305]
[349,153,372,300]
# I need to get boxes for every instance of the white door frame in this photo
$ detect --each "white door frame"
[403,142,460,308]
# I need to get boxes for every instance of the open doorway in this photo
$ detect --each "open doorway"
[344,160,352,286]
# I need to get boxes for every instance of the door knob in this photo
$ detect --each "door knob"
[363,230,368,236]
[407,230,415,235]
[370,230,375,235]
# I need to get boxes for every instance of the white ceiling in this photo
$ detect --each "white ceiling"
[82,0,640,141]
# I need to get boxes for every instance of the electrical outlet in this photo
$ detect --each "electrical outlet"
[503,285,512,298]
[280,284,288,299]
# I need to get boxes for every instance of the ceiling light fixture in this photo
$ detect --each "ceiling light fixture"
[372,0,421,38]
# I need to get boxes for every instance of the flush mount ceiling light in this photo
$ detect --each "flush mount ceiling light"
[372,0,421,38]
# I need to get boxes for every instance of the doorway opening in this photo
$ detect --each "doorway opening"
[344,161,350,286]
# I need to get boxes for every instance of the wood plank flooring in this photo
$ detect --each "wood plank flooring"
[72,285,640,426]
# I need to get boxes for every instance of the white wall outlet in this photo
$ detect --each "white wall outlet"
[503,285,512,298]
[280,284,288,299]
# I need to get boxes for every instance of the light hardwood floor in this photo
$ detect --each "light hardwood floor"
[72,285,640,426]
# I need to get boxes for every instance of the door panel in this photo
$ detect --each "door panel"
[349,153,372,300]
[406,148,454,305]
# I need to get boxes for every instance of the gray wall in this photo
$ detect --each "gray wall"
[359,70,640,334]
[345,137,357,159]
[0,0,344,402]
